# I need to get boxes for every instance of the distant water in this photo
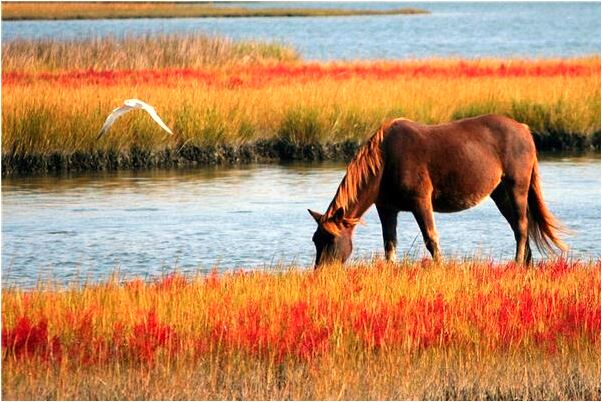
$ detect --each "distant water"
[2,2,600,60]
[2,157,600,288]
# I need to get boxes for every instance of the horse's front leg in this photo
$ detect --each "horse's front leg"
[376,205,398,262]
[411,197,441,262]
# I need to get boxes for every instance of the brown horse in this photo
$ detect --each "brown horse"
[308,114,567,267]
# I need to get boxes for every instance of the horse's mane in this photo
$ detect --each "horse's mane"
[321,120,396,234]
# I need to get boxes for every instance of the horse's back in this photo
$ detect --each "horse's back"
[380,114,536,212]
[384,114,535,168]
[387,113,531,148]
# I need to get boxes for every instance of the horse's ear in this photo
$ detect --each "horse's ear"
[308,209,323,223]
[332,207,345,224]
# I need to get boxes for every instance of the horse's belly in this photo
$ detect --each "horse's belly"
[432,191,491,212]
[431,174,501,213]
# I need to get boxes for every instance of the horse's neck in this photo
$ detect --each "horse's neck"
[326,171,380,220]
[325,123,387,221]
[346,188,377,219]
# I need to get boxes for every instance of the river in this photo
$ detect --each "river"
[2,2,600,60]
[2,156,599,287]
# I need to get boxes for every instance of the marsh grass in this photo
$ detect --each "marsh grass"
[2,259,600,400]
[3,351,598,400]
[1,2,429,21]
[2,36,599,173]
[3,72,599,159]
[2,34,299,72]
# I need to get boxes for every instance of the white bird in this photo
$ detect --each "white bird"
[96,99,174,139]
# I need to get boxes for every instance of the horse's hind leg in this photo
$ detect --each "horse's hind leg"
[377,205,398,262]
[491,182,532,264]
[411,197,441,262]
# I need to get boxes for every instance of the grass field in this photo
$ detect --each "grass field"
[2,35,600,174]
[1,2,428,20]
[2,34,300,72]
[2,258,599,400]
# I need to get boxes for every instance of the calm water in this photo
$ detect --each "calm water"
[2,157,599,287]
[2,2,599,60]
[2,3,600,287]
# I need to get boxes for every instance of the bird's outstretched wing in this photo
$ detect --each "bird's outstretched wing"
[133,100,174,136]
[96,99,173,139]
[96,104,134,139]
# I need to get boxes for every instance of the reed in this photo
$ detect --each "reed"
[2,34,299,72]
[1,2,429,21]
[3,35,596,74]
[2,258,600,400]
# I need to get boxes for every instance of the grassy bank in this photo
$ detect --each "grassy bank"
[2,35,600,175]
[2,259,600,400]
[2,34,299,72]
[1,2,429,20]
[3,60,599,175]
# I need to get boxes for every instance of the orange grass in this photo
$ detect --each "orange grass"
[2,58,600,158]
[2,259,600,399]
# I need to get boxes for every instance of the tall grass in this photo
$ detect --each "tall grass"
[2,35,599,172]
[2,259,600,400]
[3,62,600,156]
[1,2,429,20]
[2,34,299,72]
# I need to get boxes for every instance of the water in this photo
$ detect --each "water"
[2,156,599,287]
[2,2,599,60]
[2,3,600,286]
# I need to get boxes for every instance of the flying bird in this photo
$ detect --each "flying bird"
[96,99,174,139]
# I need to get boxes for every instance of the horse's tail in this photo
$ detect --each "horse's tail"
[527,161,569,255]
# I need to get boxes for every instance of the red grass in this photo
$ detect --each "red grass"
[129,311,179,363]
[2,260,599,367]
[1,316,61,361]
[3,59,599,88]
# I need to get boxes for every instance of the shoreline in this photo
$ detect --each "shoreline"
[2,134,599,177]
[2,4,429,21]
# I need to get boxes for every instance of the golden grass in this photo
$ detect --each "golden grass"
[2,259,600,400]
[1,2,429,20]
[2,63,599,156]
[2,34,599,172]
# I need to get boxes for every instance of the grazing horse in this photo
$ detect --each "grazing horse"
[308,114,567,267]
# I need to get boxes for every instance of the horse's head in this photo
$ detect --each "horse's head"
[308,208,358,268]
